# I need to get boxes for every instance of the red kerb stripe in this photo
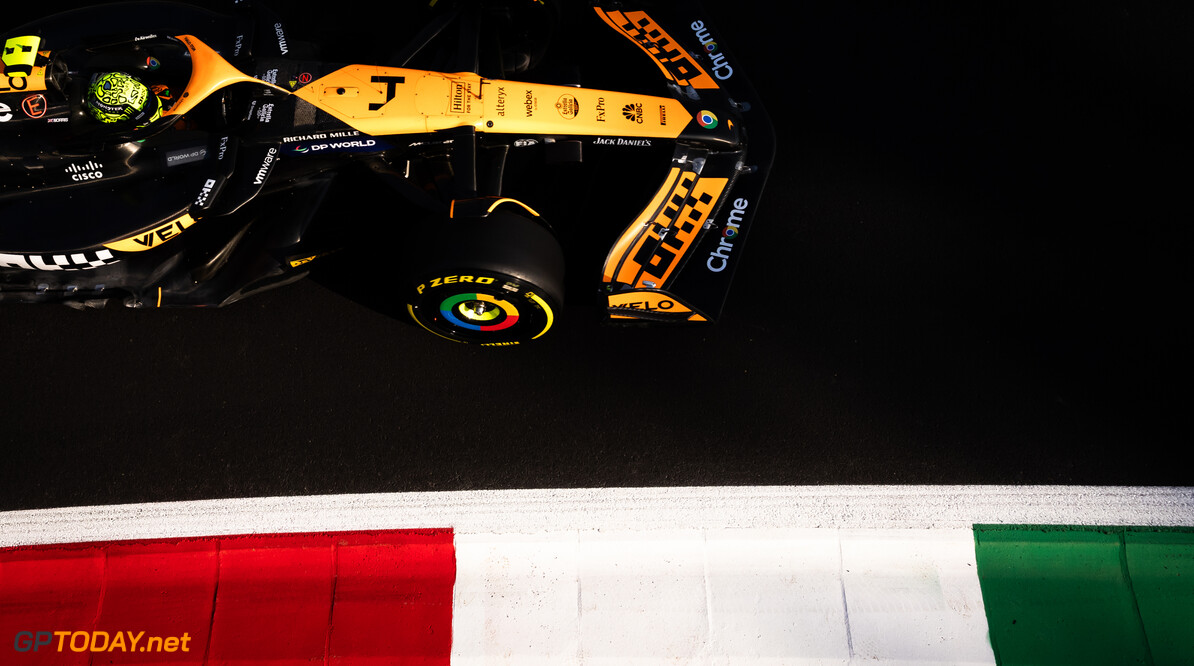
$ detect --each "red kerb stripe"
[0,530,455,665]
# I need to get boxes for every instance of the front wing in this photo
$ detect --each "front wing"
[595,2,775,324]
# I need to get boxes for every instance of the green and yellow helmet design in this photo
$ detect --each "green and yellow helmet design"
[86,71,162,125]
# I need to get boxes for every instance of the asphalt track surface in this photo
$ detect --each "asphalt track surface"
[1,2,1189,511]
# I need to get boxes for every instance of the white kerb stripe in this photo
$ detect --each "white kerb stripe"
[451,528,994,665]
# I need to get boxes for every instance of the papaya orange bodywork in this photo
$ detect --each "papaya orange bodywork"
[0,57,47,92]
[594,8,718,90]
[166,35,288,117]
[604,173,728,288]
[291,65,691,139]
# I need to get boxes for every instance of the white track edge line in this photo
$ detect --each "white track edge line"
[2,485,1192,547]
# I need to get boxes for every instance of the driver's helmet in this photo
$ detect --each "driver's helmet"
[85,71,162,125]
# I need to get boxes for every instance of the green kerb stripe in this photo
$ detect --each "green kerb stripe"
[974,525,1194,666]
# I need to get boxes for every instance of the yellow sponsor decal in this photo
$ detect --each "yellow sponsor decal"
[608,290,707,322]
[104,214,197,252]
[1,35,40,75]
[594,9,718,90]
[555,94,579,119]
[609,290,690,313]
[288,250,336,268]
[415,274,497,294]
[448,79,478,114]
[481,80,689,138]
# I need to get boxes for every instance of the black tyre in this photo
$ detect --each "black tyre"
[406,210,564,345]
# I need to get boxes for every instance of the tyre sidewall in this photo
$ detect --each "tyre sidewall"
[408,268,558,345]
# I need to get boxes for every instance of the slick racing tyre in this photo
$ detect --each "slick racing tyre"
[406,210,564,345]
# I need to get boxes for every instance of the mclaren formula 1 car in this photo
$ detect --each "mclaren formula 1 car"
[0,0,773,344]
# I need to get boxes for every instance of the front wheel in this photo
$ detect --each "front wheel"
[406,210,564,345]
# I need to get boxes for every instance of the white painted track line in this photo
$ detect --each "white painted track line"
[2,486,1192,547]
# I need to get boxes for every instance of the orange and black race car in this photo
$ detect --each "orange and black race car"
[0,0,773,344]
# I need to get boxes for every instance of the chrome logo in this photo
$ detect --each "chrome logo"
[697,110,718,129]
[722,226,739,239]
[704,42,718,53]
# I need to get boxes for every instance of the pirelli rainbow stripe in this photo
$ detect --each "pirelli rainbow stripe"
[439,293,519,332]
